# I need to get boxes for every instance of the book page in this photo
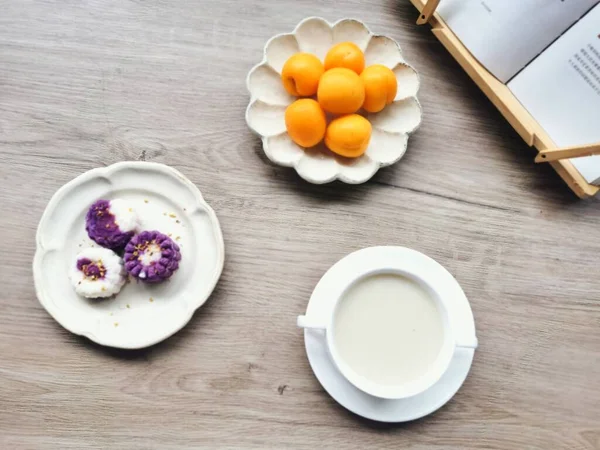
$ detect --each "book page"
[437,0,599,83]
[508,5,600,184]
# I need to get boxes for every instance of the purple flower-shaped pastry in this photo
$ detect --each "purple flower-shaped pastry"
[86,199,140,250]
[124,230,181,283]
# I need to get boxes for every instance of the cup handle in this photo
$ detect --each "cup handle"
[456,336,478,349]
[297,315,326,331]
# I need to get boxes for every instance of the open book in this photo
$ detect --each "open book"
[437,1,600,185]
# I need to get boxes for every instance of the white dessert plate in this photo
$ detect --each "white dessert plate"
[301,246,476,422]
[246,17,422,184]
[33,162,225,349]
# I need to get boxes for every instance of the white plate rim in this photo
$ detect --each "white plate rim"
[302,246,476,422]
[33,161,225,349]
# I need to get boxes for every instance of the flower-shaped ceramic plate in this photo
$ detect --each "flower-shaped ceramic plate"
[246,17,422,184]
[33,162,225,349]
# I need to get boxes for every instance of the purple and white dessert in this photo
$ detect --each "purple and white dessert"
[86,199,140,250]
[69,248,126,298]
[124,231,181,283]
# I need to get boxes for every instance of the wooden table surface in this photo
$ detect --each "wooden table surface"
[1,1,599,449]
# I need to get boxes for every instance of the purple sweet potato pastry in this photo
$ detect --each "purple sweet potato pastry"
[76,257,106,279]
[124,230,181,283]
[70,248,126,298]
[86,199,139,250]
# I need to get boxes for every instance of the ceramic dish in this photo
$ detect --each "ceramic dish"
[246,17,422,184]
[33,162,225,349]
[300,246,477,422]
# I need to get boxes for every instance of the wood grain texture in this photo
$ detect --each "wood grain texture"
[0,1,599,449]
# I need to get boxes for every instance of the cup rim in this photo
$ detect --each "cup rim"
[323,267,458,400]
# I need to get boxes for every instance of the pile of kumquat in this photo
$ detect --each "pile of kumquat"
[282,42,397,158]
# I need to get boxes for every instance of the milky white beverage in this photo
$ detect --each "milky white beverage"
[333,273,445,386]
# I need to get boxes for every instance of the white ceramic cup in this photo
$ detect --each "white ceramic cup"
[297,268,478,400]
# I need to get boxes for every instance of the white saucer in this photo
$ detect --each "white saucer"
[34,162,225,349]
[302,246,476,422]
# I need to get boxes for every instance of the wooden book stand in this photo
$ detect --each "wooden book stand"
[412,0,600,197]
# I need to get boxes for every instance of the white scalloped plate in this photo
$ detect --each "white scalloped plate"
[33,162,225,349]
[246,17,422,184]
